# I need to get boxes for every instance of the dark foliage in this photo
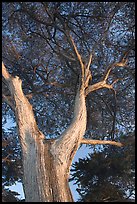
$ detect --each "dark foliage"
[70,133,135,202]
[2,2,135,202]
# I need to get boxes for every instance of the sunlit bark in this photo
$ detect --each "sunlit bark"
[2,39,124,201]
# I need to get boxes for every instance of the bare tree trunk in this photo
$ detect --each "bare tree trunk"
[23,139,74,202]
[6,74,86,202]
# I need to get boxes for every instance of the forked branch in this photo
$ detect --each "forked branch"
[69,36,93,89]
[103,59,128,82]
[85,57,128,96]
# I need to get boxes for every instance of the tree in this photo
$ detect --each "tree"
[2,2,135,202]
[70,133,135,202]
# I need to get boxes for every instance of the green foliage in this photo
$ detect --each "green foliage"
[70,133,135,202]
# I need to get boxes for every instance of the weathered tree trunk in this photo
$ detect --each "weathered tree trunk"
[2,43,124,201]
[7,75,87,202]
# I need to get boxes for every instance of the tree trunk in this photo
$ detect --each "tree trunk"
[23,139,74,202]
[3,51,123,201]
[8,76,87,202]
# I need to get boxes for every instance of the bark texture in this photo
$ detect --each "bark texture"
[2,41,124,201]
[4,71,87,202]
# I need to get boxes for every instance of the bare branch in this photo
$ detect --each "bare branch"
[84,72,92,88]
[111,78,123,86]
[84,53,92,88]
[69,35,85,79]
[2,62,15,109]
[86,53,92,71]
[85,57,128,96]
[103,64,114,82]
[85,80,113,96]
[2,62,11,81]
[81,138,123,147]
[103,59,128,82]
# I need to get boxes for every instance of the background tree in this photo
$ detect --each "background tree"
[70,132,135,202]
[2,2,135,202]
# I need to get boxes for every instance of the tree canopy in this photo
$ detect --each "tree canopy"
[2,2,135,202]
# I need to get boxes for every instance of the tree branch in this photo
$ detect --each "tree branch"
[85,80,112,96]
[86,53,92,71]
[2,62,11,81]
[69,35,85,79]
[103,59,128,82]
[85,56,128,96]
[2,62,15,110]
[81,138,123,147]
[84,53,92,88]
